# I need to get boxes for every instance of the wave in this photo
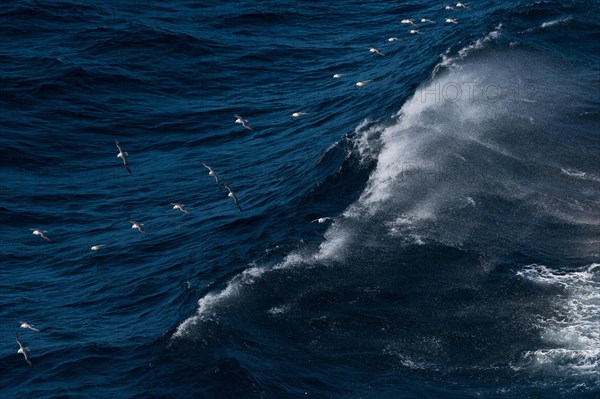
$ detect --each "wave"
[172,13,600,390]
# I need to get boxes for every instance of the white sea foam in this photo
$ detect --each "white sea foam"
[523,16,573,33]
[517,264,600,377]
[541,16,573,29]
[561,168,600,183]
[437,23,503,72]
[173,265,267,338]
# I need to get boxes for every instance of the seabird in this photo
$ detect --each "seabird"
[369,47,385,56]
[311,217,337,224]
[16,333,32,367]
[421,18,435,23]
[409,29,423,34]
[355,80,373,87]
[129,220,147,235]
[115,138,132,174]
[19,322,40,332]
[446,18,458,24]
[386,37,400,42]
[333,73,344,78]
[201,163,223,191]
[444,5,455,10]
[234,114,253,131]
[90,245,103,251]
[170,203,189,214]
[223,183,243,212]
[456,2,470,9]
[291,112,308,119]
[400,19,417,26]
[30,229,50,241]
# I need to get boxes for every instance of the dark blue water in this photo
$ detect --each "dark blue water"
[1,0,599,398]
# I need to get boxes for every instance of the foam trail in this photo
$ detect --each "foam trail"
[517,264,600,377]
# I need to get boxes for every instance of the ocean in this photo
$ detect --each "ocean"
[1,0,599,398]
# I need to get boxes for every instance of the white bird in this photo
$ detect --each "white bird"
[446,18,458,24]
[16,333,32,367]
[311,217,337,224]
[291,112,309,119]
[456,2,470,9]
[234,114,253,131]
[201,162,223,191]
[386,37,400,42]
[30,228,50,242]
[444,5,455,10]
[223,183,243,212]
[409,29,423,34]
[400,19,417,26]
[171,203,189,214]
[19,322,40,332]
[129,220,147,235]
[115,138,132,174]
[90,245,104,251]
[333,73,344,78]
[355,80,373,87]
[421,18,435,23]
[369,47,385,56]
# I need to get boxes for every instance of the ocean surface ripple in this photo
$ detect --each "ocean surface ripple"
[1,1,599,398]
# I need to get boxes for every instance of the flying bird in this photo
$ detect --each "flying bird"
[170,203,189,214]
[201,163,223,191]
[291,112,309,119]
[456,2,470,9]
[444,5,455,10]
[446,18,458,24]
[333,73,345,78]
[409,29,423,34]
[369,47,385,56]
[19,322,40,332]
[16,333,32,367]
[386,37,400,42]
[223,183,243,212]
[129,220,147,235]
[30,228,51,241]
[90,245,104,251]
[421,18,435,23]
[115,138,132,174]
[311,217,337,224]
[400,19,417,26]
[355,80,373,87]
[234,114,253,131]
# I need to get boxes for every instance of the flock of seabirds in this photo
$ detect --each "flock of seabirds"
[15,3,473,368]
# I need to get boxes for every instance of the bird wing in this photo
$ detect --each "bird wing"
[16,333,24,349]
[233,195,243,212]
[213,172,222,190]
[201,162,211,171]
[115,138,123,153]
